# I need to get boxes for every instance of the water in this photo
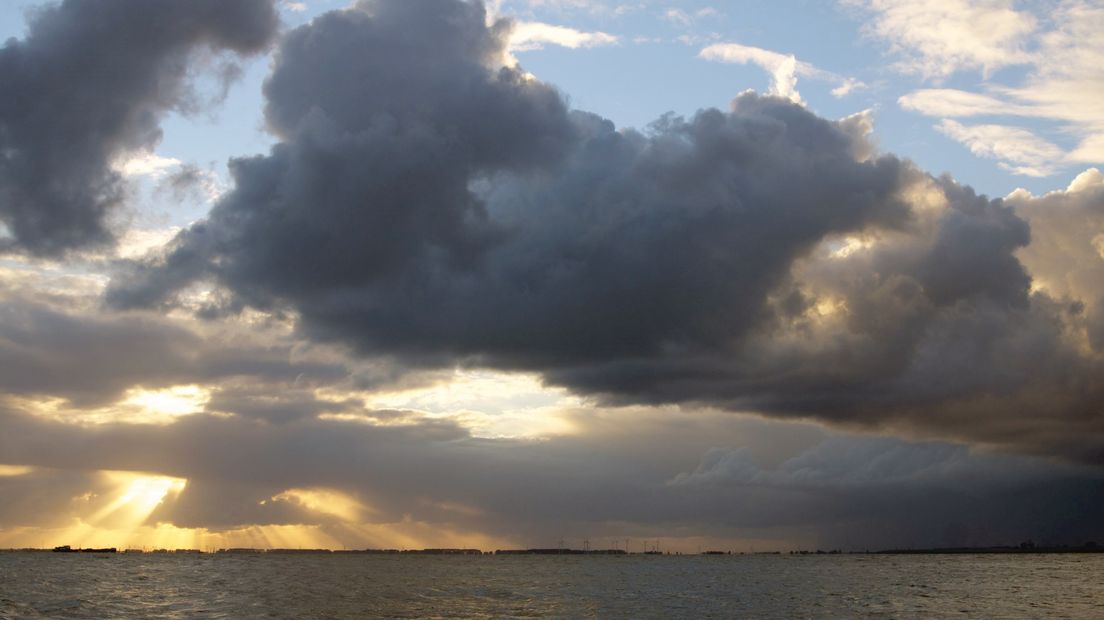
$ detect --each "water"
[1,553,1102,618]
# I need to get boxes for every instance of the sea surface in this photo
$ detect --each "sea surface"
[1,552,1102,618]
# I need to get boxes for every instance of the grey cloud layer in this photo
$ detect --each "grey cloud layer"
[0,292,347,409]
[107,0,1104,463]
[0,0,278,256]
[1,406,1101,549]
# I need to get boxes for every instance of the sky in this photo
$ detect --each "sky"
[0,0,1101,553]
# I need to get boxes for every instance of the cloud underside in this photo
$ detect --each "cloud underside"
[98,0,1104,465]
[1,404,1101,551]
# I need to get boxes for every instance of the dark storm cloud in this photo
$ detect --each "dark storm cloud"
[108,1,914,361]
[108,0,1104,462]
[668,438,1104,549]
[110,0,574,310]
[0,0,279,256]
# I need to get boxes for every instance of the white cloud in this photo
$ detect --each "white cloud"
[675,32,720,46]
[664,7,719,27]
[936,120,1064,177]
[664,8,692,26]
[830,77,864,98]
[845,0,1036,79]
[700,42,864,104]
[498,0,644,19]
[117,226,183,260]
[1068,134,1104,165]
[898,89,1025,118]
[1005,1,1104,163]
[113,153,183,178]
[1065,167,1104,194]
[889,2,1104,177]
[700,43,803,103]
[509,21,619,51]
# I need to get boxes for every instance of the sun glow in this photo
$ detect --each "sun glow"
[813,297,847,318]
[0,464,516,552]
[270,488,366,522]
[116,475,187,513]
[336,369,581,438]
[121,385,210,419]
[88,471,187,528]
[4,471,191,550]
[18,385,211,425]
[0,470,519,551]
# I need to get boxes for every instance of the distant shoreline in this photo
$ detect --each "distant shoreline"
[872,545,1103,555]
[1,544,1100,556]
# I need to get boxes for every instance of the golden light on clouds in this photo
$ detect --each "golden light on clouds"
[1092,233,1104,260]
[335,369,582,439]
[19,385,211,425]
[270,488,366,522]
[89,471,187,529]
[116,225,181,259]
[360,369,556,410]
[0,462,511,552]
[0,522,346,553]
[899,175,950,213]
[418,498,484,518]
[0,470,191,550]
[120,385,210,420]
[0,467,512,552]
[0,464,35,477]
[829,235,877,259]
[812,297,847,319]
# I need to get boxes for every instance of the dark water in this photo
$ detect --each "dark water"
[1,553,1102,618]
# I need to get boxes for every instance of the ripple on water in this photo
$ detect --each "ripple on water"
[0,553,1102,619]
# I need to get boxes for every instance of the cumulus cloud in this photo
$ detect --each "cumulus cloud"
[1009,168,1104,346]
[700,43,805,103]
[104,0,1104,465]
[0,0,279,257]
[700,42,865,103]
